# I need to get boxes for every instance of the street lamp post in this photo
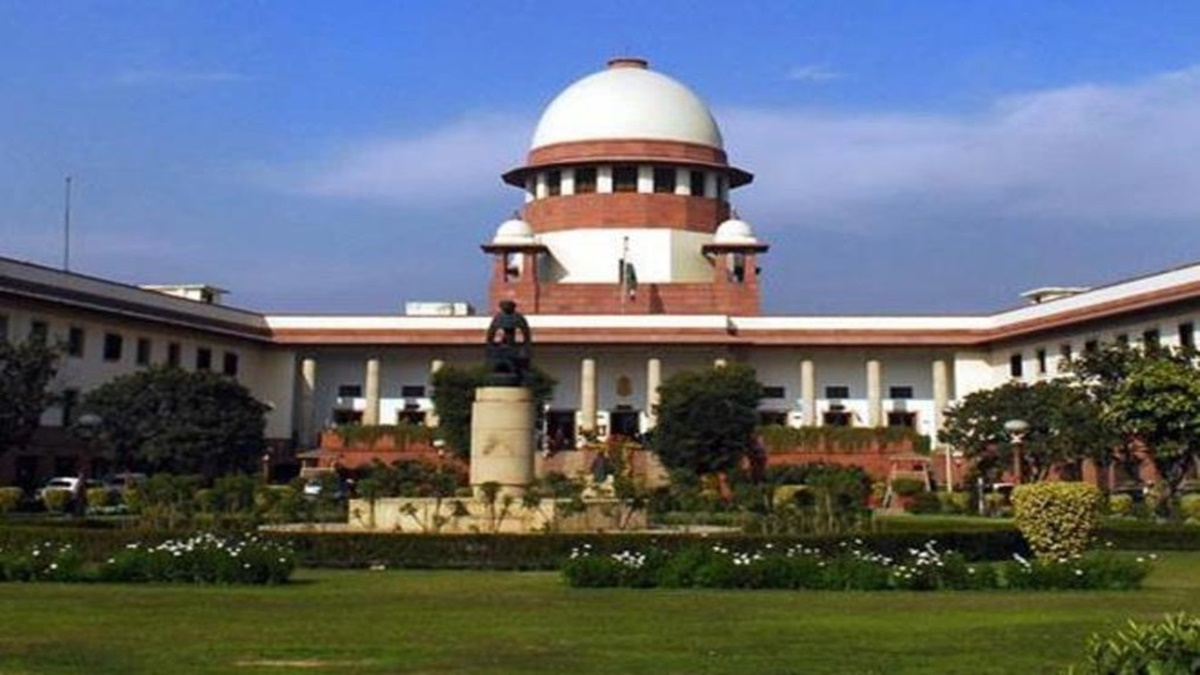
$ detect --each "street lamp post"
[75,413,103,517]
[1003,418,1030,485]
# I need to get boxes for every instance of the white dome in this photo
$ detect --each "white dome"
[492,218,535,245]
[713,218,757,244]
[531,59,723,150]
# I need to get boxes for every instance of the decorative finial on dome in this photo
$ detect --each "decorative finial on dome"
[607,57,648,70]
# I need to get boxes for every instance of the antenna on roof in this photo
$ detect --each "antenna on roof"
[62,175,73,272]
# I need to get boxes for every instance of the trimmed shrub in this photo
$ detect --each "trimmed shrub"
[1179,494,1200,523]
[42,489,72,513]
[891,477,925,497]
[1012,482,1103,559]
[1072,612,1200,674]
[938,491,973,515]
[0,487,22,514]
[1106,493,1134,518]
[85,487,113,509]
[560,540,1148,591]
[907,492,943,514]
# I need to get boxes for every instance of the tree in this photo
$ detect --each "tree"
[0,337,60,457]
[79,367,269,478]
[650,363,763,476]
[1071,343,1200,512]
[1099,354,1200,511]
[430,364,555,459]
[939,380,1112,483]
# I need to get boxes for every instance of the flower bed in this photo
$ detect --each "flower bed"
[562,539,1151,591]
[0,533,294,585]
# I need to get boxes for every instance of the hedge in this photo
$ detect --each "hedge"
[2,522,1196,571]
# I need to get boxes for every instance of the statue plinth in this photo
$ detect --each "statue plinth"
[469,386,535,498]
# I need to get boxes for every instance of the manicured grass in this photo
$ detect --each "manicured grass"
[0,552,1196,674]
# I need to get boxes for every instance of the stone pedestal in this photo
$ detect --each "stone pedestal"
[469,386,535,499]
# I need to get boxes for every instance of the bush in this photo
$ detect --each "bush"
[1012,482,1103,559]
[561,540,1149,591]
[907,492,943,514]
[1179,494,1200,523]
[1072,612,1200,674]
[41,489,72,513]
[95,533,294,585]
[891,477,926,497]
[85,487,113,509]
[0,541,85,582]
[938,491,973,515]
[0,487,22,514]
[1002,551,1150,591]
[1107,493,1134,518]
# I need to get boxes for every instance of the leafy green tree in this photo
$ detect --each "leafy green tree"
[0,337,60,457]
[1099,354,1200,511]
[79,367,269,478]
[430,364,555,459]
[650,363,763,476]
[939,380,1112,483]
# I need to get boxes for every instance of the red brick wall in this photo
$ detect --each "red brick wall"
[524,193,729,233]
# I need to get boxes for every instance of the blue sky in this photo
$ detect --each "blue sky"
[4,1,1200,315]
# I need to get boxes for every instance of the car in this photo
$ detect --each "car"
[36,477,105,503]
[302,477,346,500]
[37,476,82,502]
[102,472,147,493]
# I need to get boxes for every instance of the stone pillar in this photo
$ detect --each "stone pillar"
[299,357,317,447]
[645,357,662,429]
[426,359,444,428]
[932,359,950,436]
[933,358,951,492]
[579,358,597,435]
[800,359,816,427]
[470,386,535,498]
[866,358,883,428]
[363,357,381,426]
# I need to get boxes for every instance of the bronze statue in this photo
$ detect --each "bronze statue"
[485,299,532,386]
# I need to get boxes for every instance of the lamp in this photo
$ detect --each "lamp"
[1003,418,1030,485]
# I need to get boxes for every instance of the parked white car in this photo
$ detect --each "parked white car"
[37,477,104,503]
[37,477,82,502]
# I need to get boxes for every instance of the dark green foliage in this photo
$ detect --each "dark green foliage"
[0,532,294,585]
[758,425,930,453]
[431,364,555,459]
[561,541,1149,591]
[940,379,1112,483]
[1083,346,1200,511]
[0,336,60,456]
[1073,613,1200,675]
[651,363,763,475]
[333,422,436,447]
[355,459,464,498]
[79,367,269,478]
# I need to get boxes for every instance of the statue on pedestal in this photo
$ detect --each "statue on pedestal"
[484,300,532,386]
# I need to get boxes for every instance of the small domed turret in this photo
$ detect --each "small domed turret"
[713,218,758,245]
[492,218,536,246]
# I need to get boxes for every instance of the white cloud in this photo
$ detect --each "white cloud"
[786,64,843,83]
[287,113,530,208]
[723,65,1200,232]
[110,69,250,87]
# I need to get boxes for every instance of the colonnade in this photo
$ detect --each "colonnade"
[295,354,954,446]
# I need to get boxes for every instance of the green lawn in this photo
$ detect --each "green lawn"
[0,553,1196,674]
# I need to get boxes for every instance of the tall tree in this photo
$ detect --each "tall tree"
[0,337,60,457]
[939,380,1111,483]
[650,363,763,476]
[1095,352,1200,511]
[79,367,269,478]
